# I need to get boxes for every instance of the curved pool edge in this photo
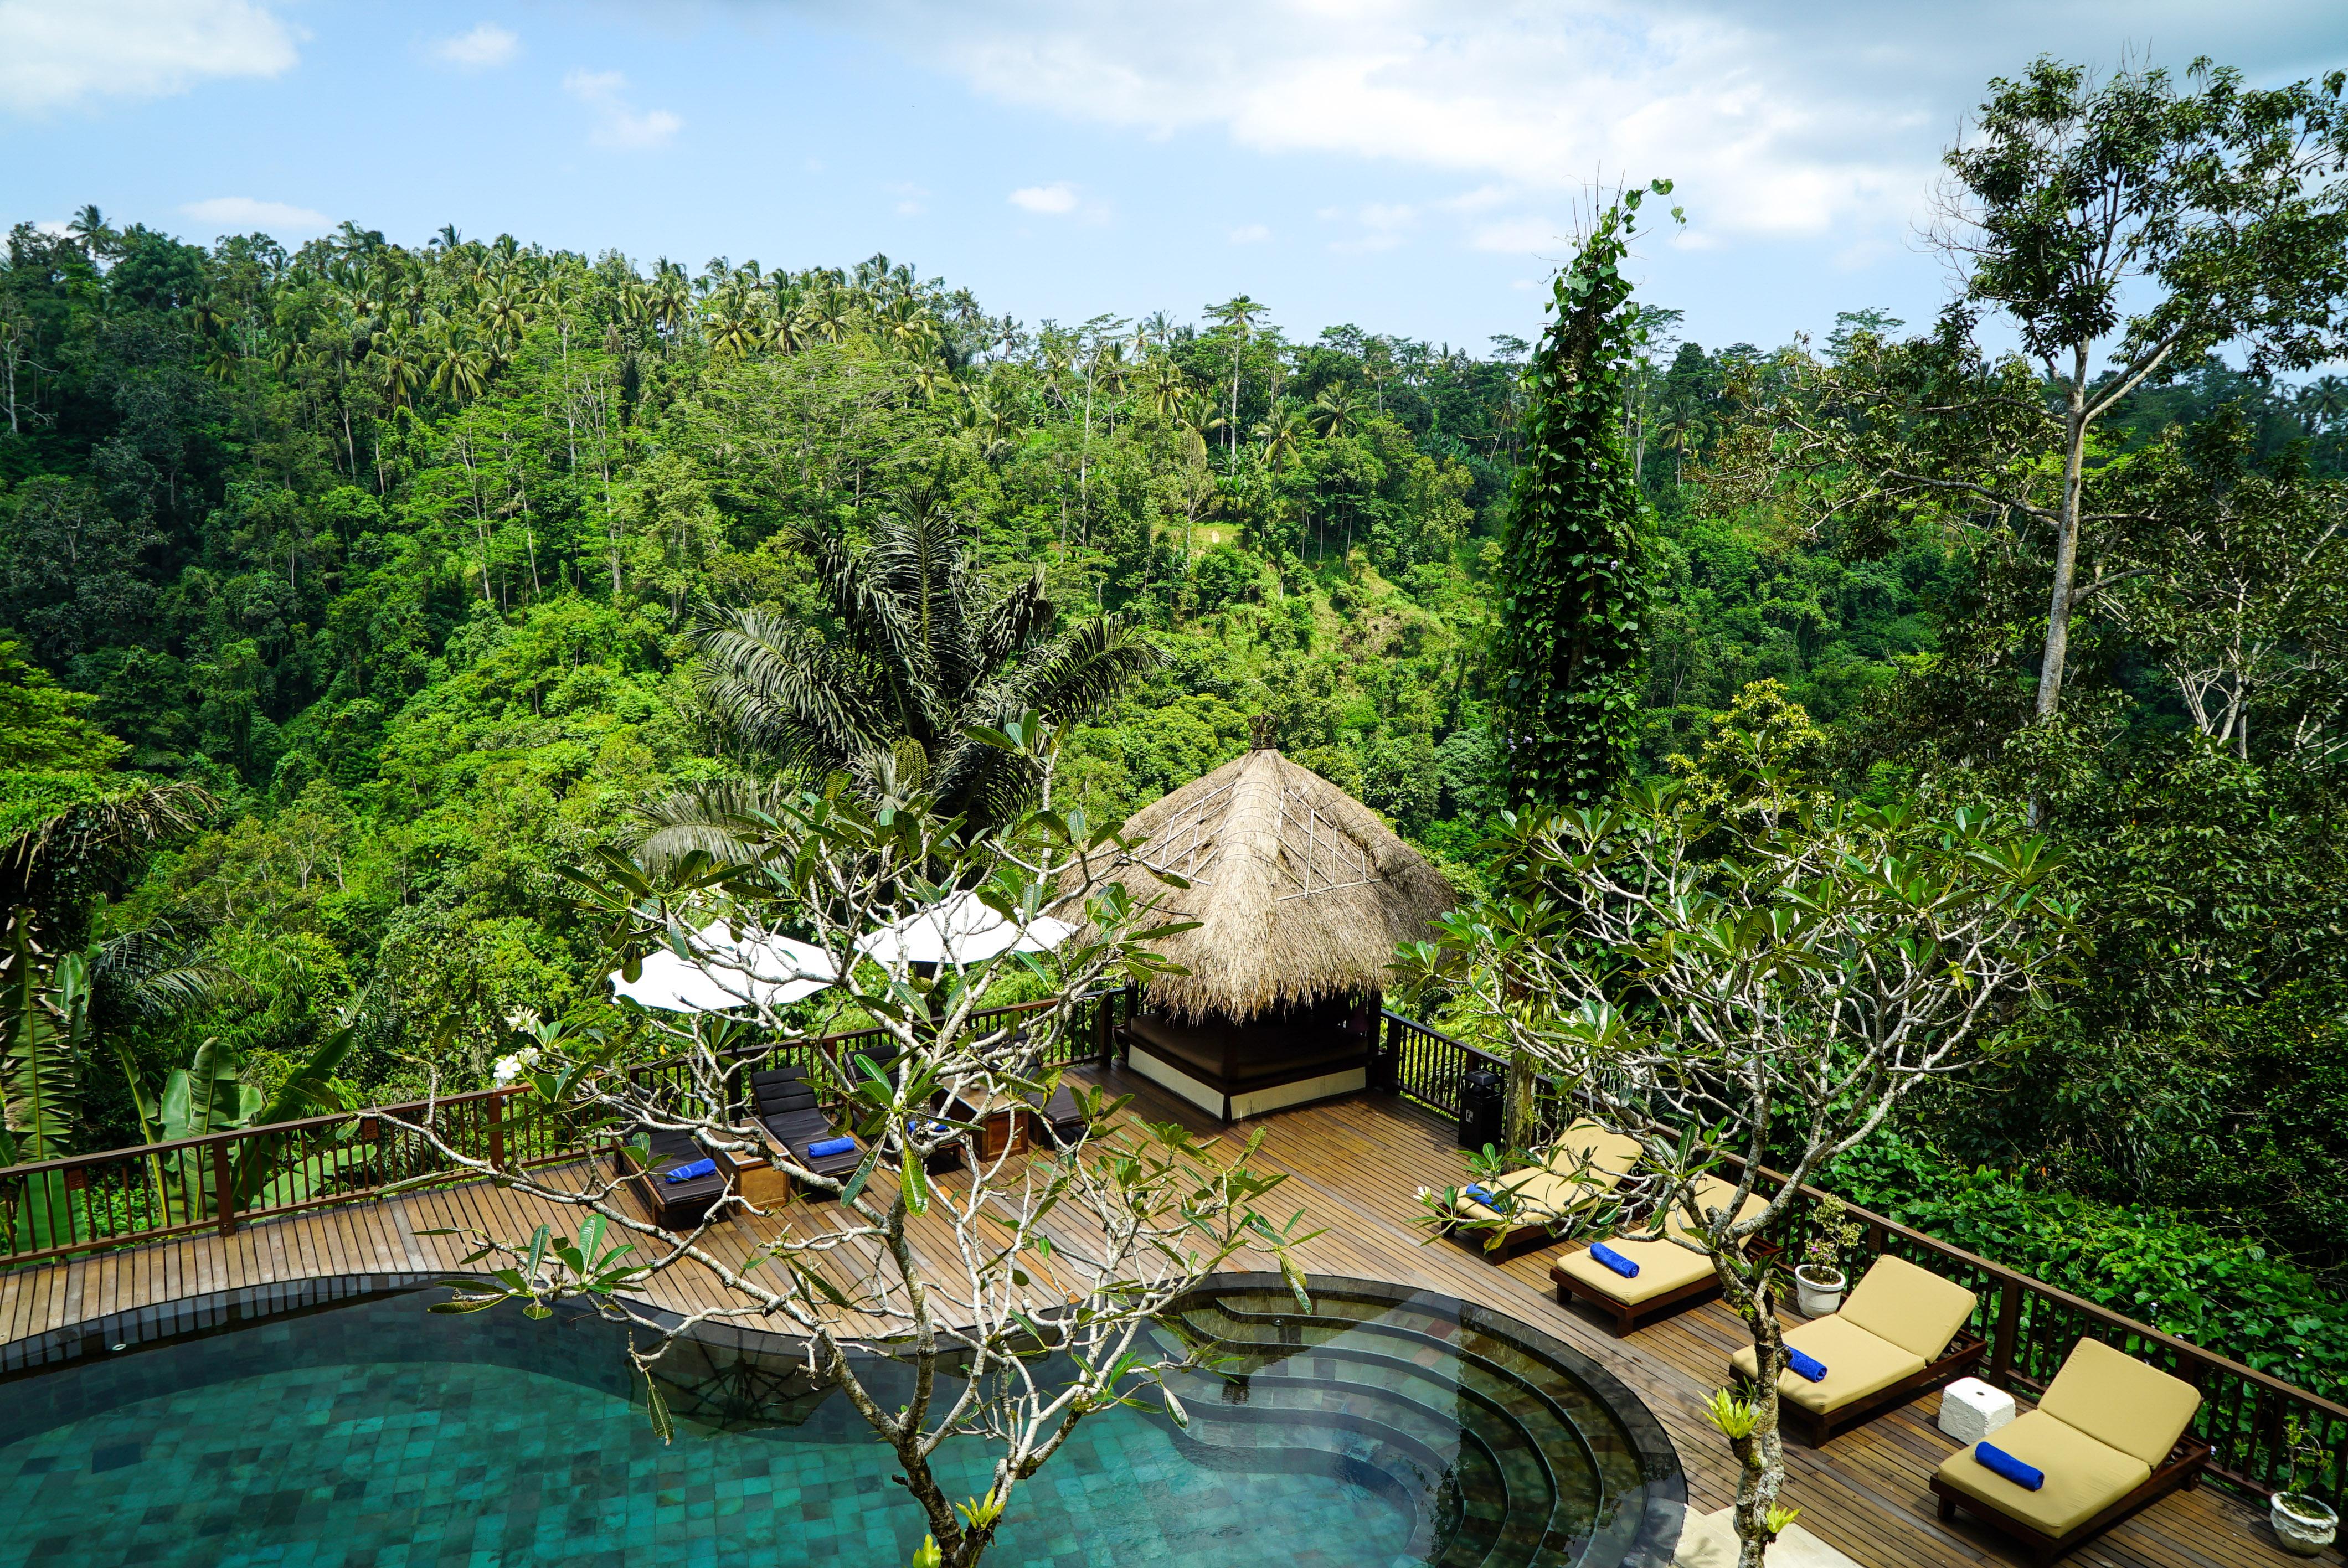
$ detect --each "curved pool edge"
[4,1266,1687,1568]
[1201,1271,1687,1568]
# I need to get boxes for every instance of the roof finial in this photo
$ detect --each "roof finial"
[1248,711,1278,752]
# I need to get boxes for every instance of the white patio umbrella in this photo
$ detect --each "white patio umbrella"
[856,890,1075,968]
[609,920,838,1014]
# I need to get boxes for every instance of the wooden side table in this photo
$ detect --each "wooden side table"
[946,1090,1034,1161]
[717,1144,793,1208]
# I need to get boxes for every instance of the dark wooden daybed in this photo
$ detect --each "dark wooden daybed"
[1119,1004,1370,1122]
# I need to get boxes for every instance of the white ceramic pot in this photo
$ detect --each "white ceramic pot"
[1794,1265,1846,1318]
[2271,1493,2337,1557]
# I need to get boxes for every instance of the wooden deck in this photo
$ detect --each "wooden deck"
[0,1068,2310,1568]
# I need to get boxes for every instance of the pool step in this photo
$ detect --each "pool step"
[1157,1329,1559,1568]
[1166,1295,1625,1568]
[1169,1296,1597,1568]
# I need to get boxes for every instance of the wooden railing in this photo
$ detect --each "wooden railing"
[1377,1010,2348,1507]
[0,989,1133,1271]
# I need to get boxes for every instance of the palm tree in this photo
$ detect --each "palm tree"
[3,780,215,936]
[1254,404,1309,472]
[1657,404,1709,484]
[1309,383,1364,440]
[479,277,530,353]
[2298,375,2348,435]
[431,324,492,403]
[2,777,219,1175]
[1143,357,1191,425]
[1206,295,1270,471]
[688,478,1159,831]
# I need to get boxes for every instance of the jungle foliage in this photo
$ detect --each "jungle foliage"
[2,73,2346,1299]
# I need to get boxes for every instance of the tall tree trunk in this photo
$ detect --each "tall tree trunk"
[2035,350,2092,724]
[1719,1263,1790,1568]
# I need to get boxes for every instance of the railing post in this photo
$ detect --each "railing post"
[212,1140,236,1236]
[1989,1276,2021,1387]
[1382,1013,1402,1093]
[488,1091,506,1170]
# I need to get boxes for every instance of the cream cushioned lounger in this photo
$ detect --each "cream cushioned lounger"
[1448,1118,1644,1261]
[1932,1338,2205,1545]
[1553,1174,1767,1306]
[1729,1252,1980,1440]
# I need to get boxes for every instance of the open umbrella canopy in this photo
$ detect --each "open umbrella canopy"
[856,889,1075,968]
[608,921,837,1014]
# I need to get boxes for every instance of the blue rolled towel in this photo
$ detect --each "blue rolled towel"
[1462,1184,1497,1208]
[1786,1347,1829,1383]
[1975,1442,2043,1491]
[805,1136,856,1158]
[1588,1242,1640,1278]
[663,1157,716,1184]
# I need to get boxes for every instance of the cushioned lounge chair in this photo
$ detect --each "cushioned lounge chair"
[1022,1082,1090,1149]
[1729,1252,1985,1444]
[618,1128,729,1229]
[1443,1118,1644,1264]
[1551,1174,1775,1335]
[749,1066,863,1190]
[1930,1338,2210,1565]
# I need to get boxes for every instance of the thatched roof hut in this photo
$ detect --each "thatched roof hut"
[1075,747,1457,1020]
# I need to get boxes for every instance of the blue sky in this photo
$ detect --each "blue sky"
[6,1,2347,359]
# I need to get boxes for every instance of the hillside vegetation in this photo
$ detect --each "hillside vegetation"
[3,207,2344,1278]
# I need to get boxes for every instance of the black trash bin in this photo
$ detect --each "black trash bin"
[1458,1066,1505,1152]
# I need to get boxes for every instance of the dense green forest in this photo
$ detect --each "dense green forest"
[2,192,2344,1290]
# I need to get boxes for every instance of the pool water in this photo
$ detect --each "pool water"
[0,1278,1680,1568]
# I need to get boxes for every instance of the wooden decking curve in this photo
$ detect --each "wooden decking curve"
[0,1067,2309,1568]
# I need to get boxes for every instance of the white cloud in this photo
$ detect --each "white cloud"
[1331,202,1417,254]
[1228,223,1270,244]
[806,0,2348,249]
[434,23,518,70]
[1469,216,1566,255]
[563,69,681,150]
[888,181,930,216]
[180,196,332,234]
[0,0,298,116]
[1009,181,1080,215]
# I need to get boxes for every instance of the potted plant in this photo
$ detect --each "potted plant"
[2271,1415,2339,1557]
[1793,1193,1863,1317]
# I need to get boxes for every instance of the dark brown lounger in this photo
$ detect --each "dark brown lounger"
[619,1128,728,1229]
[751,1066,863,1188]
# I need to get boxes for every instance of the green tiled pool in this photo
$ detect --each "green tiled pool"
[0,1275,1682,1568]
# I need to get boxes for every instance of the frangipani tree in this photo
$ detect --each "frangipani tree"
[1399,776,2071,1568]
[383,721,1315,1568]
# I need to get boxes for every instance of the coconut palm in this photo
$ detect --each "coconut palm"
[1309,383,1365,440]
[430,323,492,404]
[1206,295,1270,470]
[1,776,224,1169]
[1255,404,1310,472]
[1144,357,1191,424]
[687,481,1160,832]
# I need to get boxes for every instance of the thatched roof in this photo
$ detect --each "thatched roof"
[1070,747,1457,1019]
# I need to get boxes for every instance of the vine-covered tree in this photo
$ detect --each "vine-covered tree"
[1491,181,1674,808]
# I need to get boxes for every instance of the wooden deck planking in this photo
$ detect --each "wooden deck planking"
[1,1069,2306,1568]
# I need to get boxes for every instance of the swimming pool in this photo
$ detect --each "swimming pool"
[0,1273,1682,1568]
